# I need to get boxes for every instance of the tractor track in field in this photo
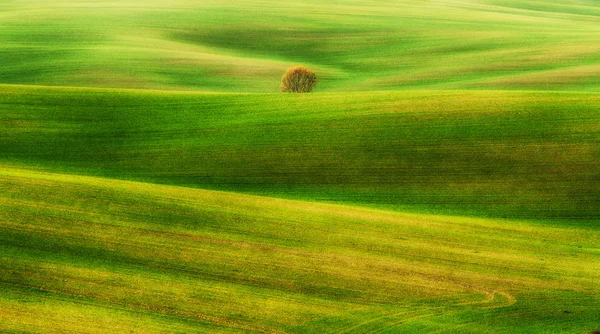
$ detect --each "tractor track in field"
[334,280,516,334]
[372,288,516,334]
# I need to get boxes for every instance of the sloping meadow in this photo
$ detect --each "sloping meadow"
[2,85,599,222]
[1,167,599,333]
[1,0,599,92]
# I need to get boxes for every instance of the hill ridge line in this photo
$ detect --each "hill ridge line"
[1,83,598,96]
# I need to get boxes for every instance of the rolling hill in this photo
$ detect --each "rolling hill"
[1,0,600,333]
[1,85,599,221]
[1,167,599,333]
[1,0,599,92]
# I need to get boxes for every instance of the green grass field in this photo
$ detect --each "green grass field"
[2,167,599,333]
[1,0,600,333]
[1,0,599,92]
[2,85,599,221]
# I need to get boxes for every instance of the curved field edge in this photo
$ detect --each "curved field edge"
[1,84,599,222]
[1,167,599,333]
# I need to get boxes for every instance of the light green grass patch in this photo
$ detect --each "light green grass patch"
[1,0,599,91]
[1,167,599,332]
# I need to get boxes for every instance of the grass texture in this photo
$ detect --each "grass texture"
[1,85,599,221]
[1,0,599,92]
[2,0,600,332]
[1,167,599,333]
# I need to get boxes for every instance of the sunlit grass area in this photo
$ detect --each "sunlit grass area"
[1,0,599,92]
[1,167,599,333]
[2,1,599,332]
[2,85,599,221]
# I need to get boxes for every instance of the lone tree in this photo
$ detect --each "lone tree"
[280,66,317,93]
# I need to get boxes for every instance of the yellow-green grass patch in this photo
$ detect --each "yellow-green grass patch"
[1,167,599,332]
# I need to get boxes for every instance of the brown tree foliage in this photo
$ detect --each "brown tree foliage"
[280,66,317,93]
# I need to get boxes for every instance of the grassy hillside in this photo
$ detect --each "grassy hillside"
[1,167,599,333]
[1,0,599,92]
[2,85,599,221]
[2,1,599,332]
